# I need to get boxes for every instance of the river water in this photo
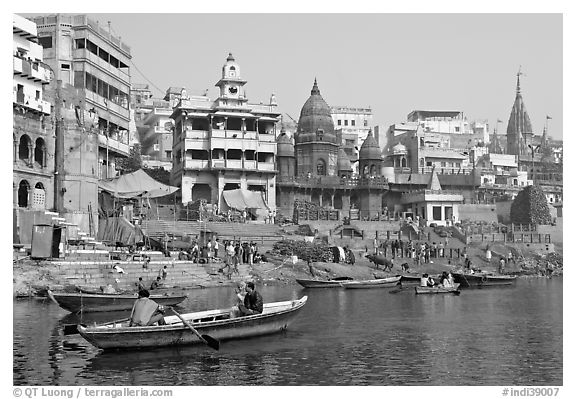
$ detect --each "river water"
[13,277,562,386]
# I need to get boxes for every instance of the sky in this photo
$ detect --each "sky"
[18,12,564,140]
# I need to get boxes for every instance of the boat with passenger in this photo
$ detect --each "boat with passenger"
[77,296,308,350]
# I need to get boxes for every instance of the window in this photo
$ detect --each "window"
[61,63,70,70]
[344,120,348,126]
[38,36,53,49]
[441,161,446,167]
[432,206,442,221]
[75,38,85,49]
[455,126,460,132]
[364,120,368,127]
[35,90,40,100]
[338,120,341,126]
[317,159,326,175]
[351,120,355,126]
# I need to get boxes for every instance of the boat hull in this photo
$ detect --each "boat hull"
[341,276,401,289]
[77,297,308,350]
[296,277,351,288]
[415,283,461,295]
[452,273,517,288]
[48,291,188,313]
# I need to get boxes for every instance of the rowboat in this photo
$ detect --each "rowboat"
[296,276,352,288]
[77,296,308,350]
[452,273,517,288]
[340,275,401,289]
[47,290,188,313]
[415,283,461,295]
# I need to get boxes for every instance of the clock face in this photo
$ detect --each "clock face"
[228,86,238,95]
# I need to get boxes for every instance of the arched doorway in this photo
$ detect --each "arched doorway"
[35,138,46,167]
[18,180,30,208]
[191,184,211,202]
[333,192,343,209]
[316,159,326,176]
[19,135,31,162]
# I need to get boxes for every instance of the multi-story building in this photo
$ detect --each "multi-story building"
[13,14,54,211]
[132,86,177,170]
[32,14,132,179]
[170,53,280,218]
[331,106,373,164]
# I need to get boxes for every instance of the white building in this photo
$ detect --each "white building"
[171,54,280,220]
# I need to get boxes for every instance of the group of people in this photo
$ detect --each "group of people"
[376,239,449,266]
[128,281,264,327]
[136,266,168,291]
[420,271,455,288]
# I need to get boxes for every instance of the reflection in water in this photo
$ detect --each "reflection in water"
[14,279,562,385]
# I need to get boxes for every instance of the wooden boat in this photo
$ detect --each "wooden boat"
[415,283,461,295]
[77,296,308,350]
[452,273,517,288]
[296,276,352,288]
[47,290,188,313]
[340,275,401,289]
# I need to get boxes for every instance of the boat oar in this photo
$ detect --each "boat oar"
[170,307,220,351]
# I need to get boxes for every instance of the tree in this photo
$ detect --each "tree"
[118,143,142,173]
[143,166,171,186]
[510,185,552,225]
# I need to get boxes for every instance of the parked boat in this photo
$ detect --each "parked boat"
[452,273,517,288]
[415,283,461,295]
[47,290,188,313]
[296,276,352,288]
[77,296,308,350]
[340,276,401,289]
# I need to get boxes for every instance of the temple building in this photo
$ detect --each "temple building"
[170,53,280,219]
[506,71,533,156]
[276,80,388,219]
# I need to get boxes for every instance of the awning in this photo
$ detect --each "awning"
[257,116,279,121]
[98,169,179,199]
[222,189,268,211]
[185,112,210,118]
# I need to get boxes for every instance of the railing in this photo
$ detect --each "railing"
[244,160,256,170]
[13,56,51,83]
[13,92,52,115]
[97,133,129,156]
[72,48,130,84]
[277,175,388,189]
[184,159,209,169]
[257,162,275,171]
[185,130,209,140]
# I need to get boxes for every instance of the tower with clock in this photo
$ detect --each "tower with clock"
[215,53,249,110]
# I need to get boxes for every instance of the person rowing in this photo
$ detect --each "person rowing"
[129,289,166,327]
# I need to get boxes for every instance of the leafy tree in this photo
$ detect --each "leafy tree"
[510,185,552,225]
[118,143,142,173]
[143,166,171,186]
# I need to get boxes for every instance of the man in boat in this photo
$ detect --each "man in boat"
[129,289,166,326]
[229,282,247,318]
[150,276,163,290]
[426,275,437,287]
[136,277,146,292]
[238,282,263,316]
[420,274,429,287]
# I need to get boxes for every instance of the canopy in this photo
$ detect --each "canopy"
[98,169,179,199]
[222,189,268,211]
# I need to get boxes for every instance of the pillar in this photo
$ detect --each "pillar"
[28,143,34,166]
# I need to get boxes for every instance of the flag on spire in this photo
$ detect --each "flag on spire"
[546,115,552,120]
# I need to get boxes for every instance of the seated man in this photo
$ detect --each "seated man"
[426,275,436,287]
[237,282,263,316]
[150,276,163,290]
[420,273,429,287]
[129,289,166,326]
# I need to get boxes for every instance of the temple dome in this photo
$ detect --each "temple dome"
[359,131,381,160]
[337,148,351,171]
[392,143,407,154]
[277,131,294,157]
[295,79,338,144]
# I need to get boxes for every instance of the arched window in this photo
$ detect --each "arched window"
[316,159,326,176]
[18,180,30,208]
[19,135,31,161]
[420,158,425,167]
[401,158,407,168]
[370,164,377,175]
[363,165,369,176]
[35,138,46,167]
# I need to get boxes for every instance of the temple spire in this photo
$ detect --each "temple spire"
[311,78,320,95]
[516,66,523,95]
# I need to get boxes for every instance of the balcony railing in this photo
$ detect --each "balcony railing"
[244,160,256,170]
[184,159,209,169]
[277,176,389,189]
[98,133,130,156]
[13,56,51,84]
[13,92,51,115]
[257,162,275,171]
